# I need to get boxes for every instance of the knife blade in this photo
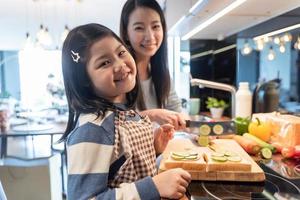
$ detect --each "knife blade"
[185,120,236,136]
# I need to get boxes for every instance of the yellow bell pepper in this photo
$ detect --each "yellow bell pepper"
[248,117,271,142]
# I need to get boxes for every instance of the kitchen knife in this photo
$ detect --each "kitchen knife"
[185,120,236,136]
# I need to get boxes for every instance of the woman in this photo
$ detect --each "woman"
[120,0,187,130]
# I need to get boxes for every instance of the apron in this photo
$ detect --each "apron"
[109,110,157,187]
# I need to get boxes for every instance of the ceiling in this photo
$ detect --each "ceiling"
[166,0,300,40]
[1,0,300,50]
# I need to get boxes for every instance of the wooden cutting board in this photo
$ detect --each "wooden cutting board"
[159,138,265,182]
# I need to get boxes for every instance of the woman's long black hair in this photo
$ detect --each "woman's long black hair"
[60,23,139,141]
[120,0,170,110]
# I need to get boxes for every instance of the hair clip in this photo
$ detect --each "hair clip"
[71,50,80,63]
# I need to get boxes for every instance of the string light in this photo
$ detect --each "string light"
[279,42,286,53]
[255,39,264,51]
[60,25,70,42]
[241,39,252,55]
[282,33,292,42]
[273,36,280,45]
[294,36,300,50]
[267,46,275,61]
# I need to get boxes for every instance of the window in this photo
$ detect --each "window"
[18,49,63,110]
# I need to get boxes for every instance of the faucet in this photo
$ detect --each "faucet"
[190,78,236,118]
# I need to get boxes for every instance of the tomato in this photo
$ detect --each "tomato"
[248,117,271,142]
[294,145,300,158]
[281,146,295,158]
[271,142,283,153]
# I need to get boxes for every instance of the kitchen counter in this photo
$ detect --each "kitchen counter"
[167,133,300,200]
[184,162,300,200]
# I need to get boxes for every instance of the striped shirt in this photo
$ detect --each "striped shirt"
[67,110,160,200]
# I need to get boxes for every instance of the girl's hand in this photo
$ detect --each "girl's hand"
[154,124,174,154]
[140,109,187,130]
[152,168,191,199]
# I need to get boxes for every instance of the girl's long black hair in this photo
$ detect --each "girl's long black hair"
[120,0,170,110]
[60,23,139,141]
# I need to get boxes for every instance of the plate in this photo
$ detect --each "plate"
[12,124,54,132]
[9,118,28,126]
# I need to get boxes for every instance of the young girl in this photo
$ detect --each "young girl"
[60,23,191,200]
[120,0,187,130]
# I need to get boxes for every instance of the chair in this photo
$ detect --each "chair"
[0,180,7,200]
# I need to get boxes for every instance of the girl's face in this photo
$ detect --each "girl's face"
[86,36,137,103]
[127,7,163,59]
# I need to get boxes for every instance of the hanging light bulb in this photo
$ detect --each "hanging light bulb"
[241,39,252,55]
[267,46,275,61]
[37,26,53,46]
[61,25,70,42]
[273,36,281,45]
[279,42,286,53]
[294,36,300,50]
[43,27,53,46]
[282,33,292,42]
[36,24,45,42]
[255,39,264,51]
[23,32,34,50]
[263,37,271,43]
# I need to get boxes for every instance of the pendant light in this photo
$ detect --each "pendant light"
[267,46,275,61]
[241,39,252,55]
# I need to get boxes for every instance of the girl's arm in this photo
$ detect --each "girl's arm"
[67,123,160,200]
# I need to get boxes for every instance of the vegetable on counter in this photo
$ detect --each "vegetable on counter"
[234,117,251,135]
[270,142,283,153]
[248,117,271,142]
[232,135,261,155]
[260,147,272,159]
[281,145,300,158]
[243,133,275,153]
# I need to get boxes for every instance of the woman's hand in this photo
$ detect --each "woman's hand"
[152,168,191,199]
[140,109,188,130]
[154,124,174,154]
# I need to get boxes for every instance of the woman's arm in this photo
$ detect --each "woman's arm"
[139,109,187,130]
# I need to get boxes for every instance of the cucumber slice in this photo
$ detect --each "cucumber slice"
[184,155,199,160]
[227,156,242,162]
[261,147,272,159]
[198,135,210,147]
[172,152,190,157]
[188,151,199,156]
[171,152,199,161]
[213,124,224,135]
[199,124,211,136]
[211,156,227,162]
[211,152,225,157]
[171,154,185,160]
[224,151,238,157]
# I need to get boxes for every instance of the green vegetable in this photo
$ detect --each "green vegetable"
[261,147,272,159]
[171,152,199,161]
[205,97,229,109]
[211,156,227,162]
[243,133,275,152]
[198,135,210,147]
[234,117,251,135]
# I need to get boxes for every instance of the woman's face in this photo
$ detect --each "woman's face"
[127,7,163,59]
[86,36,137,103]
